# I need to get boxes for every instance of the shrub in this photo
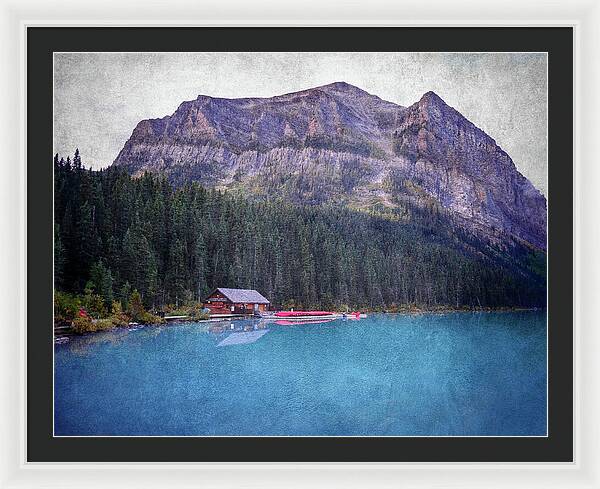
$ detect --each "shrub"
[110,315,129,327]
[111,300,123,315]
[109,300,129,327]
[82,288,107,318]
[162,302,211,320]
[54,291,81,324]
[138,311,165,325]
[127,290,164,325]
[72,316,94,334]
[185,302,210,320]
[94,318,116,331]
[72,317,117,334]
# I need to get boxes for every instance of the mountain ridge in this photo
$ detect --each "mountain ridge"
[112,82,547,251]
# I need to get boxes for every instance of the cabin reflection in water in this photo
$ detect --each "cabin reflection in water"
[210,320,269,347]
[217,329,270,347]
[211,316,340,347]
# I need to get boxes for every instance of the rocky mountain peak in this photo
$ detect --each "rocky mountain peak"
[407,90,466,127]
[113,83,547,250]
[419,90,445,105]
[321,81,355,90]
[318,81,371,96]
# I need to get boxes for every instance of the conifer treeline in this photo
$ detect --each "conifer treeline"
[53,151,546,310]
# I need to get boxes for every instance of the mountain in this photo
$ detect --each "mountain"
[113,82,546,250]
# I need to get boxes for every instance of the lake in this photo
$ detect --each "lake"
[54,311,547,436]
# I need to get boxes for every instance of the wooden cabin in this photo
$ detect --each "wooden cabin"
[203,288,270,315]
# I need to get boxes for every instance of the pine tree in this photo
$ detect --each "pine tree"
[89,260,114,307]
[73,148,82,170]
[52,150,547,311]
[54,224,66,289]
[128,289,145,321]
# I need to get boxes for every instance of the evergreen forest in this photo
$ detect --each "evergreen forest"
[53,151,547,313]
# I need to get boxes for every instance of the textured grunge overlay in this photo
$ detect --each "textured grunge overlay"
[54,52,548,195]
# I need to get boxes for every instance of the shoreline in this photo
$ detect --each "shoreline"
[54,306,545,340]
[378,305,545,315]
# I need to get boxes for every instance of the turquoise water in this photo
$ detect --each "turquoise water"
[54,311,547,436]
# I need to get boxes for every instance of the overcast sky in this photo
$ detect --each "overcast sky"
[54,52,547,195]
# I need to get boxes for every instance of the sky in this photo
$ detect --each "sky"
[54,52,548,195]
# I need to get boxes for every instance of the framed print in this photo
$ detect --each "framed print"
[2,0,598,486]
[26,25,572,462]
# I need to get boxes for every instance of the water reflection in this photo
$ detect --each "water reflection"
[217,329,270,347]
[208,319,269,334]
[209,319,271,347]
[57,314,348,356]
[271,318,337,326]
[60,327,133,356]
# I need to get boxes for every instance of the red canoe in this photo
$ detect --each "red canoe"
[274,318,337,326]
[274,310,335,318]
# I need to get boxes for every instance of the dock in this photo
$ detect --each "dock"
[163,315,190,321]
[209,313,248,319]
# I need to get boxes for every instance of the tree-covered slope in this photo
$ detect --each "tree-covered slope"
[54,152,546,310]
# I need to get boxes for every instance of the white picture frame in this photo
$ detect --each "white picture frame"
[1,0,597,487]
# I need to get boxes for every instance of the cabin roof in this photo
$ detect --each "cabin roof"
[209,287,270,304]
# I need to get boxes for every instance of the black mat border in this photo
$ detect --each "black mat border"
[26,27,573,462]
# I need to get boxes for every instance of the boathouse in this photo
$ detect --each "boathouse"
[203,288,270,315]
